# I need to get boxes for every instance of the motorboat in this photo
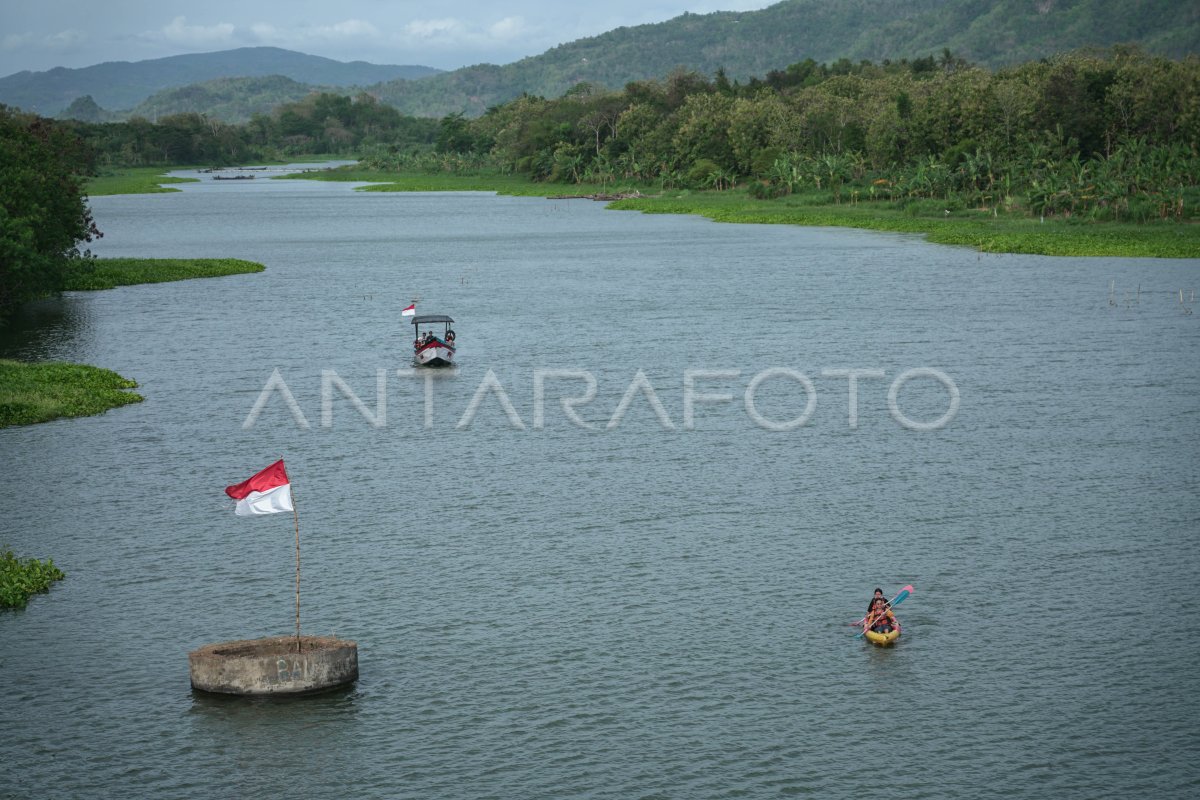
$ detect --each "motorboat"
[411,314,456,367]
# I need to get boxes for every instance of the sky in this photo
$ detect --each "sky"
[0,1,779,77]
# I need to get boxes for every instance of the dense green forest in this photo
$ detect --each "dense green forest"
[387,48,1198,223]
[0,107,99,321]
[59,75,360,125]
[64,92,438,166]
[124,76,321,124]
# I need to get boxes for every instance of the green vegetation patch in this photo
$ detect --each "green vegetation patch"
[64,258,265,290]
[282,165,1200,258]
[276,166,632,196]
[609,193,1200,259]
[87,167,199,196]
[0,359,143,428]
[0,548,66,609]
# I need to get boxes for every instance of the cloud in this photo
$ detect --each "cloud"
[323,20,379,38]
[403,19,462,40]
[234,16,538,67]
[396,16,536,49]
[46,30,86,48]
[248,19,382,49]
[153,17,236,48]
[1,29,85,52]
[0,33,36,51]
[488,17,527,41]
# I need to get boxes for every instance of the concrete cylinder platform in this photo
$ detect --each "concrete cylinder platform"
[189,635,358,696]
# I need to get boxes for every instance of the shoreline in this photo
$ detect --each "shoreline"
[86,157,359,196]
[1,258,265,427]
[87,166,199,195]
[608,195,1200,259]
[64,257,265,290]
[280,167,1200,259]
[81,162,1200,258]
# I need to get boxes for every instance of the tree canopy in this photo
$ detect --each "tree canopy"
[381,48,1198,222]
[66,92,439,166]
[0,107,99,321]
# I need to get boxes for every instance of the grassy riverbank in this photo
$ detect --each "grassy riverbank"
[64,258,265,290]
[280,166,1200,258]
[89,157,359,197]
[275,167,625,196]
[0,548,65,609]
[609,192,1200,259]
[87,167,199,196]
[0,360,142,428]
[0,259,262,427]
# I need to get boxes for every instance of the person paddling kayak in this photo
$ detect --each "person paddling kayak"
[865,597,899,633]
[852,584,913,642]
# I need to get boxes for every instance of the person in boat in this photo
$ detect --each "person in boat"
[866,597,897,633]
[865,587,885,616]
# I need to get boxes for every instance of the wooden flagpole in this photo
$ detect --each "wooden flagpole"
[291,478,301,654]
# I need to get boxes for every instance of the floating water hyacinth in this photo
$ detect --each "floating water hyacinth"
[0,548,65,609]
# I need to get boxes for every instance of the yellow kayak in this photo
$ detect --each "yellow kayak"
[864,624,901,647]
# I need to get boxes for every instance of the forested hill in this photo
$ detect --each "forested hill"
[373,0,1199,117]
[0,47,440,116]
[9,0,1194,121]
[125,76,323,124]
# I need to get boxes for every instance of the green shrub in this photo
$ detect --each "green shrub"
[1125,196,1162,223]
[751,147,783,177]
[687,158,721,188]
[943,138,978,168]
[1181,187,1200,221]
[748,180,788,200]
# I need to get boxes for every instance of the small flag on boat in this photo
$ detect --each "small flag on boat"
[225,459,294,516]
[401,303,416,316]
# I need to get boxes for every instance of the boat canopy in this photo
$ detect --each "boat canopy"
[410,314,454,325]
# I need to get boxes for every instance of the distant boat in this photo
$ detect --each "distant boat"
[411,314,456,367]
[213,174,255,180]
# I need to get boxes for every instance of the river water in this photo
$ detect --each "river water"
[1,167,1198,799]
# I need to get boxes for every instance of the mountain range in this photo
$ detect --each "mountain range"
[3,0,1196,122]
[372,0,1200,117]
[0,47,439,116]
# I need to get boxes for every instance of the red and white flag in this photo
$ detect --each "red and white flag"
[401,303,416,316]
[225,459,294,516]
